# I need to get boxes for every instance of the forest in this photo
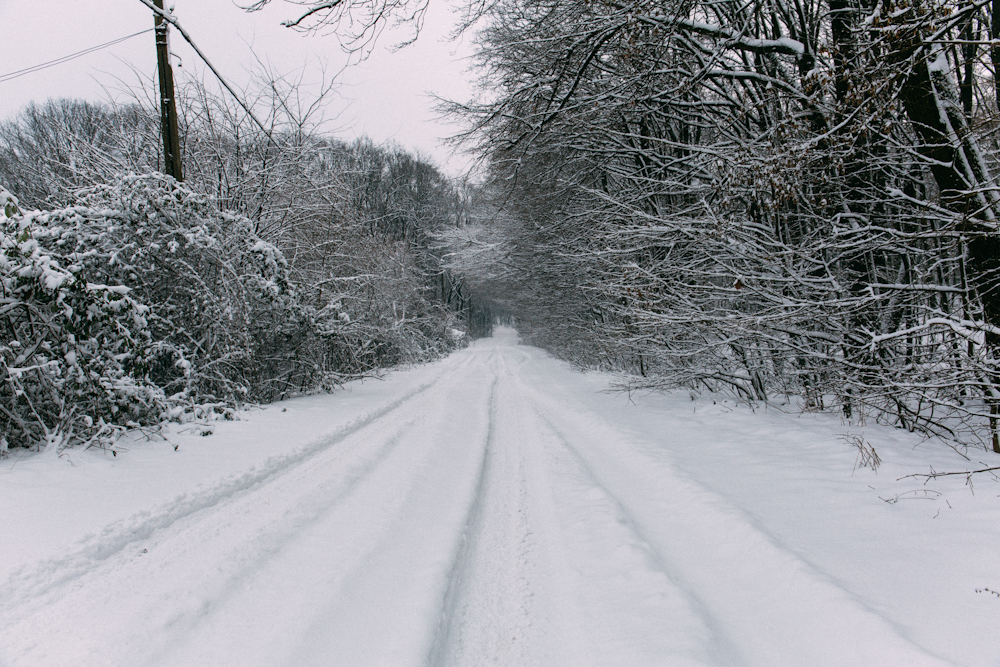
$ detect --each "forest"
[5,0,1000,454]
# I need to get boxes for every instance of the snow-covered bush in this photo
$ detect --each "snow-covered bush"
[1,174,306,449]
[0,92,485,450]
[29,174,298,405]
[1,187,165,451]
[2,168,472,451]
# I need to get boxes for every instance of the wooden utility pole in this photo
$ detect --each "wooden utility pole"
[153,0,183,181]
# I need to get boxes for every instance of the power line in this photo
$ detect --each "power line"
[0,29,154,84]
[136,0,277,147]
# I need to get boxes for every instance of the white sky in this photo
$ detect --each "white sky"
[0,0,478,176]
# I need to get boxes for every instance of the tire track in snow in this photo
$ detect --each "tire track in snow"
[515,375,957,667]
[276,354,500,667]
[2,352,488,667]
[432,345,720,667]
[131,410,433,666]
[0,354,469,611]
[524,403,730,666]
[428,351,535,667]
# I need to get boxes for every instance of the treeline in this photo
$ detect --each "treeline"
[0,86,490,452]
[436,0,1000,450]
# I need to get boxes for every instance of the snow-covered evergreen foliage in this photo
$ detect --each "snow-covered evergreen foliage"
[37,174,298,406]
[1,184,165,451]
[1,173,304,449]
[1,166,471,452]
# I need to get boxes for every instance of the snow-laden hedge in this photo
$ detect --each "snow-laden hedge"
[1,185,165,451]
[56,174,295,404]
[2,173,469,452]
[1,174,297,451]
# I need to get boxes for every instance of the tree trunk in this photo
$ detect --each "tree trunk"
[895,25,1000,450]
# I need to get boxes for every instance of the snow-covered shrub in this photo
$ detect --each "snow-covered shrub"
[1,187,165,451]
[0,174,309,450]
[30,173,296,407]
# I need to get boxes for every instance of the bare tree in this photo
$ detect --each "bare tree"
[442,0,1000,450]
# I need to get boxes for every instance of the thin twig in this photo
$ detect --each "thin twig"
[899,465,1000,482]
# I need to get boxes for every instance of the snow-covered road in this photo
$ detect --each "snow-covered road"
[1,329,995,666]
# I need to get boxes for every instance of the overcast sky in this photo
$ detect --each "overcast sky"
[0,0,477,175]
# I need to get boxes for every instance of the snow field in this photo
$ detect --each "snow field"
[2,327,999,666]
